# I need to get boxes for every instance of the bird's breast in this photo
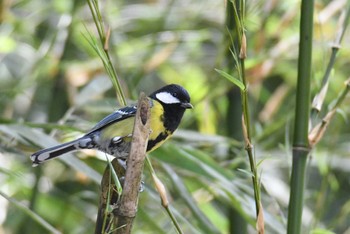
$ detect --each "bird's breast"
[147,100,172,152]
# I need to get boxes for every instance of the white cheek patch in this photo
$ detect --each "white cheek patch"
[156,92,180,104]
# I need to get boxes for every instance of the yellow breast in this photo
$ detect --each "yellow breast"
[148,100,171,151]
[101,99,170,153]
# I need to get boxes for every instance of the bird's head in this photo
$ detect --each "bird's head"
[150,84,193,110]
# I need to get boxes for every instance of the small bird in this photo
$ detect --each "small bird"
[31,84,192,166]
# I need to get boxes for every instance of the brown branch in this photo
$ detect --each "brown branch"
[95,159,126,234]
[114,93,151,233]
[95,93,151,234]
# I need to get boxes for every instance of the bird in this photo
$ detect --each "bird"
[30,84,193,166]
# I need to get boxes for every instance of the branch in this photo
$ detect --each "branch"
[94,93,151,234]
[95,158,125,234]
[114,93,151,233]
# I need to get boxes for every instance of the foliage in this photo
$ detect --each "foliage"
[1,0,350,233]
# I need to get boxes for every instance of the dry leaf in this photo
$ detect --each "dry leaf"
[256,202,265,234]
[239,32,247,59]
[153,174,169,208]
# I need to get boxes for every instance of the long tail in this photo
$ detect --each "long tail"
[31,139,81,167]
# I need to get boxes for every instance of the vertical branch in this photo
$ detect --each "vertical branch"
[114,93,151,233]
[94,93,150,234]
[287,0,314,233]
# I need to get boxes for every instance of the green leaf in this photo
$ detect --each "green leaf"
[237,168,254,178]
[310,229,336,234]
[215,68,245,91]
[106,157,123,195]
[0,191,61,234]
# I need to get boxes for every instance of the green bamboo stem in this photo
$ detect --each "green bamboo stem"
[287,149,308,234]
[287,0,314,233]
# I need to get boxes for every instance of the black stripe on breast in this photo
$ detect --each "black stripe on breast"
[147,132,170,152]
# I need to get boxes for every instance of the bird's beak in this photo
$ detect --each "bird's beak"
[181,102,193,109]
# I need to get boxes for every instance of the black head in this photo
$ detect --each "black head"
[150,84,193,109]
[149,84,193,132]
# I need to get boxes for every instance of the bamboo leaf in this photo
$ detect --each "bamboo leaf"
[215,68,245,91]
[237,168,254,178]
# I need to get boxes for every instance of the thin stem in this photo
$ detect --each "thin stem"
[311,5,350,115]
[145,157,184,234]
[238,11,261,223]
[226,0,263,230]
[86,0,126,106]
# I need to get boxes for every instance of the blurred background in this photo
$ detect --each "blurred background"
[1,0,350,233]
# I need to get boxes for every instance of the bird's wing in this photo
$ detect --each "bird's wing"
[87,105,137,134]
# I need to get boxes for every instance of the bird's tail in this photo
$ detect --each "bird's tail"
[31,139,81,167]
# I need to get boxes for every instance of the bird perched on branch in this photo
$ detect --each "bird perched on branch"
[31,84,192,166]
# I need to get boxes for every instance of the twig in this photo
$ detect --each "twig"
[309,78,350,147]
[145,157,184,234]
[311,6,350,115]
[86,0,127,107]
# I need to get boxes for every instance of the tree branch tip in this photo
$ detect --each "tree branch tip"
[139,93,150,125]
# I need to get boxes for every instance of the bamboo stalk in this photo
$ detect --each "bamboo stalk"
[287,0,314,233]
